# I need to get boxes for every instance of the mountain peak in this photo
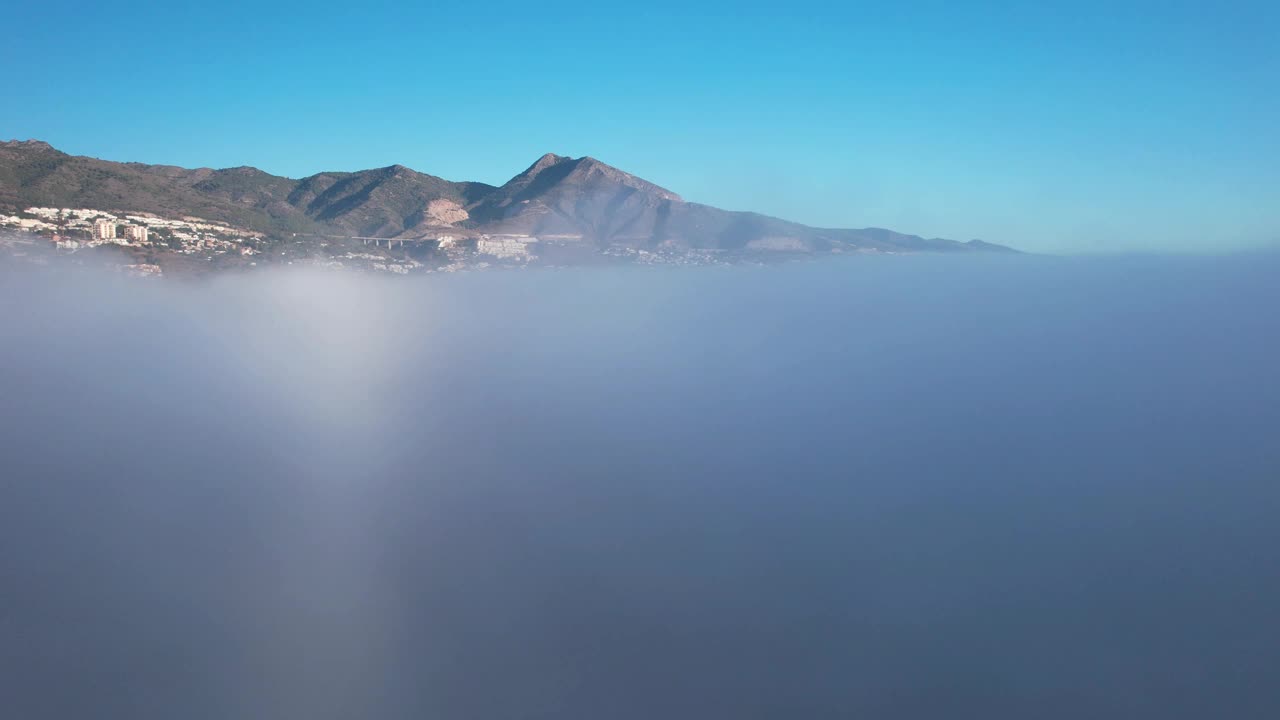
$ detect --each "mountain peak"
[562,156,682,201]
[570,156,611,175]
[521,152,571,177]
[513,154,673,194]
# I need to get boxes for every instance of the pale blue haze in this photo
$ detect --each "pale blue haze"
[2,0,1277,252]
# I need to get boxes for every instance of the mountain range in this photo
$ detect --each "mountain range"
[0,139,1014,254]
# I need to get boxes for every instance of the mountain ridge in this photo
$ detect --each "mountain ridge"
[0,139,1016,254]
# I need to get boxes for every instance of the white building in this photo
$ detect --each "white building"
[92,219,117,241]
[476,235,537,259]
[16,218,56,231]
[122,225,148,243]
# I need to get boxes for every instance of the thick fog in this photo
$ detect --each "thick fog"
[2,255,1279,719]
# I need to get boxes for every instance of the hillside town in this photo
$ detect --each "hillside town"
[0,206,535,276]
[1,207,264,255]
[1,205,757,277]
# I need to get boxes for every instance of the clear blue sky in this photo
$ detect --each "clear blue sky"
[3,0,1276,253]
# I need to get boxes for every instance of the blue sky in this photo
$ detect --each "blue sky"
[3,0,1276,253]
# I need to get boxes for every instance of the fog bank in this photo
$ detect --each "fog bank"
[2,255,1279,719]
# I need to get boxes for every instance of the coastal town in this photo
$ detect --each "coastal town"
[0,205,737,277]
[4,206,265,252]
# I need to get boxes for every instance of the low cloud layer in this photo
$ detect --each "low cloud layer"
[2,255,1279,719]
